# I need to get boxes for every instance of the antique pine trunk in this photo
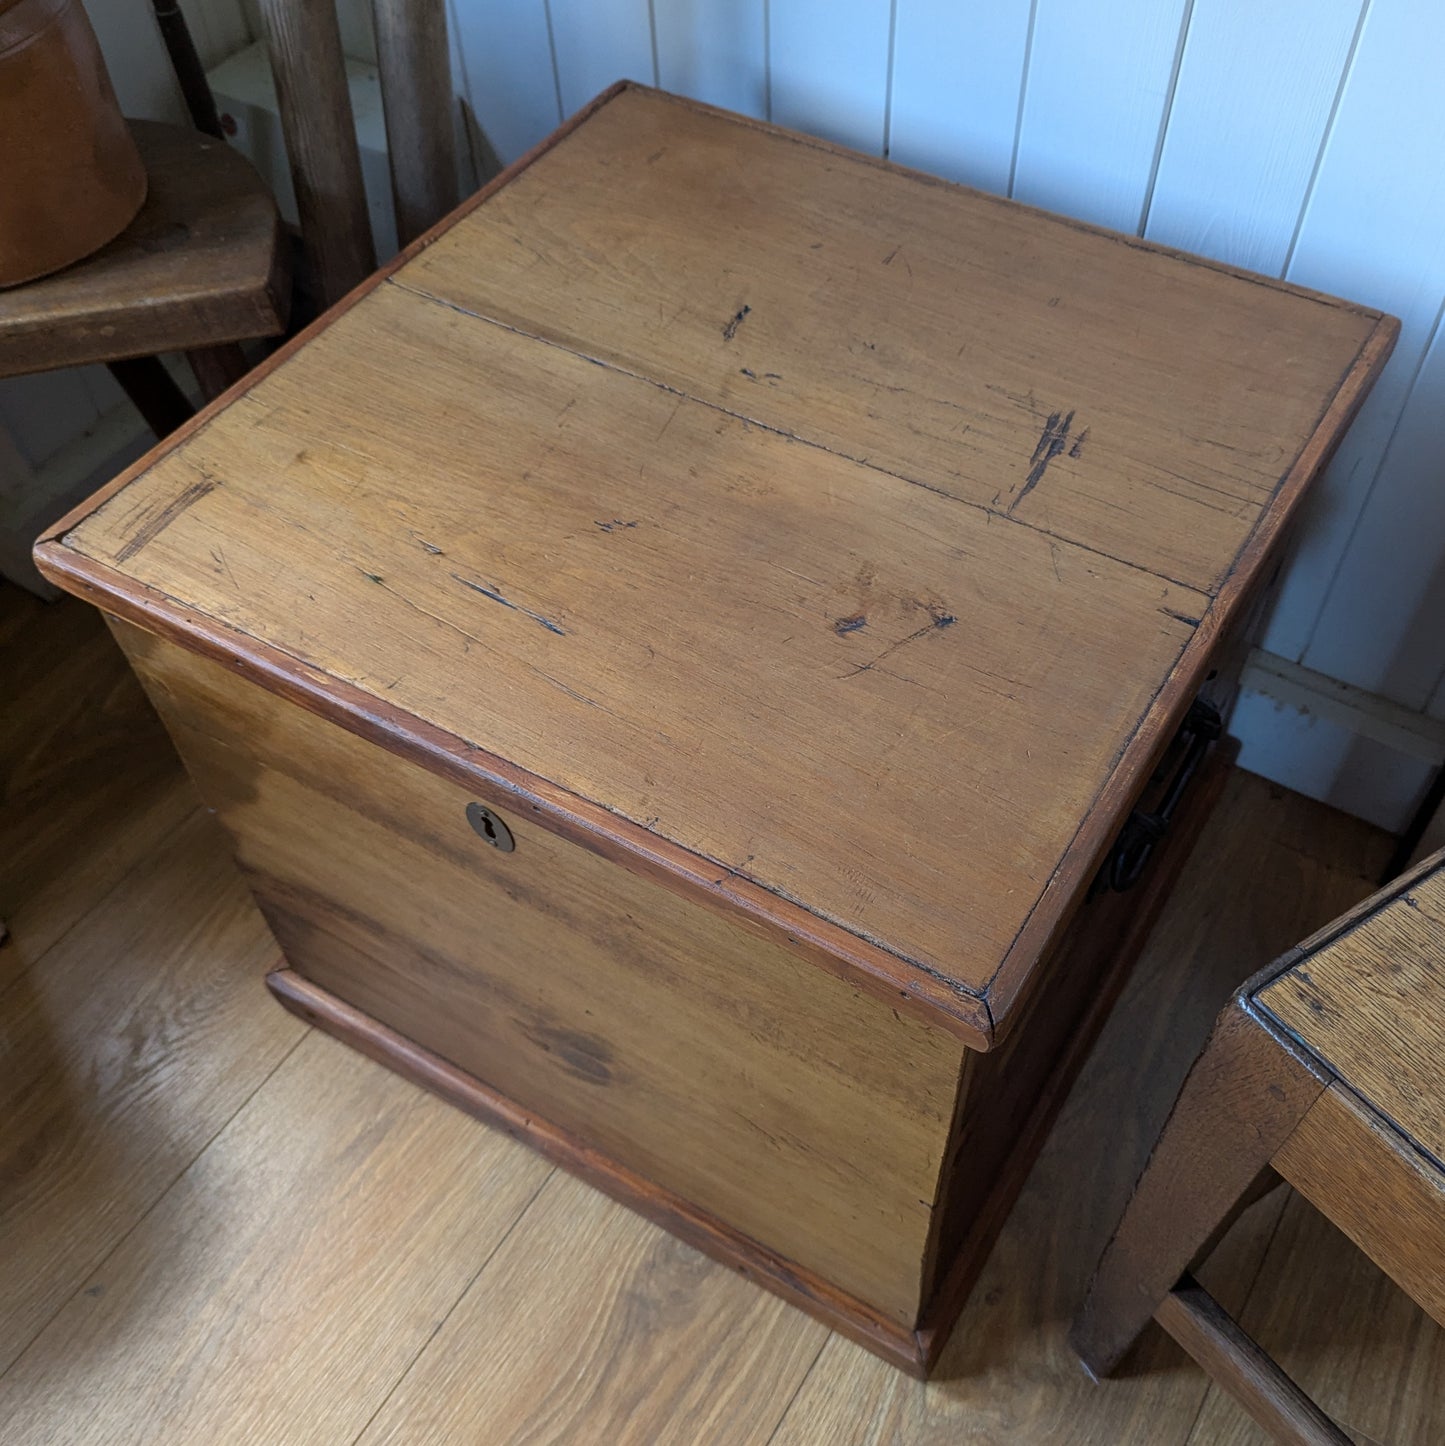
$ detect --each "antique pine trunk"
[34,84,1394,1375]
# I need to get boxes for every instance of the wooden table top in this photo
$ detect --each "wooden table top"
[36,84,1396,1047]
[1258,855,1445,1166]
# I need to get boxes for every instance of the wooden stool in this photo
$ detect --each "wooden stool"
[1072,851,1445,1444]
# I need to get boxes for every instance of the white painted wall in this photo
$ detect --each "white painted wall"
[11,0,1445,829]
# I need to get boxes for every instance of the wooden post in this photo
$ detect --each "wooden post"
[370,0,459,245]
[255,0,376,309]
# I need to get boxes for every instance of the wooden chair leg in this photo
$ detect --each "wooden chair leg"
[107,356,194,439]
[186,343,251,403]
[1070,998,1330,1376]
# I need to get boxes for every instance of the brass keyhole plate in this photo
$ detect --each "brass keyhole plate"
[465,802,515,852]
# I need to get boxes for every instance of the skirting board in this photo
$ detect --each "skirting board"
[1233,650,1445,833]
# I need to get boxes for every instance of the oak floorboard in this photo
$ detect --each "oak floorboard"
[0,807,301,1374]
[0,1032,553,1445]
[360,1171,831,1446]
[0,585,192,979]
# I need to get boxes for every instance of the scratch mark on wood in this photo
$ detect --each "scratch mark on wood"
[453,573,566,635]
[356,567,488,653]
[1012,408,1078,510]
[882,245,913,278]
[722,304,751,341]
[529,665,606,710]
[841,603,955,678]
[1161,606,1202,628]
[115,476,216,561]
[210,546,237,590]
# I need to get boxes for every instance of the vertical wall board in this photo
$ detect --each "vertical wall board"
[549,0,656,117]
[0,374,105,471]
[80,0,187,122]
[178,0,252,68]
[1260,0,1445,663]
[449,0,563,162]
[1301,311,1445,709]
[1144,0,1362,275]
[768,0,892,154]
[1010,0,1189,231]
[654,0,767,120]
[1231,687,1431,834]
[888,0,1032,194]
[80,368,127,419]
[1428,670,1445,724]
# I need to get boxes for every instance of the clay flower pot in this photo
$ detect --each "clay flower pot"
[0,0,147,287]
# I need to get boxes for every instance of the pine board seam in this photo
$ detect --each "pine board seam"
[385,276,1216,598]
[31,81,635,555]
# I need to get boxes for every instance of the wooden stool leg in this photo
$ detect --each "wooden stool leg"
[186,343,251,403]
[1156,1276,1351,1445]
[107,356,194,439]
[1070,998,1329,1376]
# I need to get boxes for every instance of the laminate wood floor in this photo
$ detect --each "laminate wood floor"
[3,583,1441,1444]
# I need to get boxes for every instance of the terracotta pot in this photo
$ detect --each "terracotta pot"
[0,0,147,288]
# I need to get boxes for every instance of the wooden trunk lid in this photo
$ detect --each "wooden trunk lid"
[35,84,1395,1047]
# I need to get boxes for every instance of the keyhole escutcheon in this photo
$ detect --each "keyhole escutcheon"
[466,802,515,852]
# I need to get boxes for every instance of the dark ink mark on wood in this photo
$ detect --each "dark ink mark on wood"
[360,570,384,584]
[413,535,444,555]
[722,304,751,341]
[115,476,217,562]
[452,573,566,635]
[1069,427,1089,459]
[595,519,638,533]
[835,613,867,635]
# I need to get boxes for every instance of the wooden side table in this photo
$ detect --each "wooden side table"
[34,83,1395,1374]
[1073,852,1445,1443]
